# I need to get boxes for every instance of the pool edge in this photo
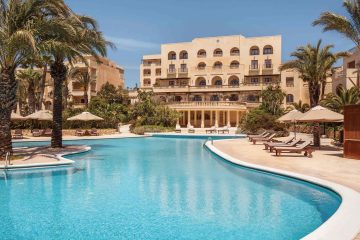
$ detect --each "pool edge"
[205,140,360,240]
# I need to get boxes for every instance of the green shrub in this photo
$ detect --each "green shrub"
[241,108,286,133]
[131,125,175,135]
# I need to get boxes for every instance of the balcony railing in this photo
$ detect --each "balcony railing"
[166,101,247,107]
[143,73,151,76]
[197,54,206,58]
[178,68,188,73]
[167,68,176,74]
[230,52,240,56]
[249,65,259,70]
[263,64,273,69]
[143,63,151,67]
[213,53,223,57]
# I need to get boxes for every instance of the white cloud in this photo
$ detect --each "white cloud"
[106,36,159,51]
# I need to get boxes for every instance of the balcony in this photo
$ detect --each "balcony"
[197,54,206,58]
[143,63,151,67]
[249,65,260,74]
[262,64,273,74]
[166,101,247,110]
[167,68,177,77]
[143,73,151,77]
[178,68,188,76]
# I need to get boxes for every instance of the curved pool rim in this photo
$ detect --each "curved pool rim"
[205,139,360,240]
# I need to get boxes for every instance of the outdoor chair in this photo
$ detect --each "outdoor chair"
[273,140,314,158]
[248,132,270,142]
[75,129,85,136]
[263,137,295,151]
[32,129,42,137]
[217,126,230,134]
[188,125,195,133]
[43,128,52,137]
[251,133,276,144]
[89,128,99,136]
[175,124,181,133]
[206,126,217,134]
[12,129,23,139]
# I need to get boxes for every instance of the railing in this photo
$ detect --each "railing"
[197,54,206,58]
[143,63,151,67]
[249,65,259,70]
[143,73,151,76]
[166,101,247,107]
[167,69,176,74]
[213,53,223,57]
[230,52,240,56]
[263,64,273,69]
[178,68,188,73]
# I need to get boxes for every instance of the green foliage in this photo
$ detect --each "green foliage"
[260,85,286,115]
[96,82,129,104]
[130,90,180,129]
[131,125,175,135]
[321,86,360,113]
[241,108,286,133]
[291,100,310,113]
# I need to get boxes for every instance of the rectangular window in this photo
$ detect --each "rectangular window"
[251,60,258,69]
[286,77,294,87]
[264,77,272,84]
[264,59,272,69]
[169,64,176,73]
[250,77,259,84]
[169,81,175,86]
[180,64,187,72]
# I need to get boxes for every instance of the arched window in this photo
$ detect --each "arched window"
[212,76,222,86]
[193,95,202,101]
[195,77,207,86]
[197,49,206,58]
[179,50,188,59]
[247,95,258,102]
[228,76,240,86]
[210,95,220,101]
[263,45,273,55]
[286,94,294,103]
[230,47,240,56]
[213,48,223,57]
[230,60,240,69]
[213,61,223,69]
[250,46,260,55]
[197,62,206,70]
[168,51,176,60]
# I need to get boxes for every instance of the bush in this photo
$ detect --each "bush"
[131,125,175,135]
[241,108,287,133]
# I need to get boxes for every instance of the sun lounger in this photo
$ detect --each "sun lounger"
[32,129,42,137]
[217,126,230,134]
[89,128,99,136]
[247,131,267,138]
[273,140,314,158]
[75,129,85,136]
[12,129,23,139]
[251,133,276,144]
[175,124,181,133]
[43,128,52,137]
[206,126,217,134]
[248,132,270,142]
[263,136,294,150]
[188,125,195,133]
[265,138,302,152]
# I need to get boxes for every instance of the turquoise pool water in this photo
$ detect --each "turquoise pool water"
[2,137,340,240]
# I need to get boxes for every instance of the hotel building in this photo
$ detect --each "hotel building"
[43,55,125,109]
[332,47,360,92]
[140,35,311,128]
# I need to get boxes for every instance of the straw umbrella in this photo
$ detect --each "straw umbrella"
[26,110,53,121]
[11,112,26,121]
[298,106,344,147]
[67,112,103,134]
[26,110,53,131]
[278,109,304,139]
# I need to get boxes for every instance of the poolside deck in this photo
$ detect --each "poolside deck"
[212,134,360,240]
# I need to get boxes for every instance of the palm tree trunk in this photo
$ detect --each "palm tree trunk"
[50,60,67,148]
[28,81,36,114]
[84,86,89,108]
[308,81,321,147]
[0,68,17,157]
[38,64,47,110]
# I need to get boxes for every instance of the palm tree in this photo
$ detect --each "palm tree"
[0,0,69,156]
[41,15,112,148]
[280,40,346,107]
[314,0,360,88]
[321,86,359,113]
[17,68,42,114]
[291,100,310,113]
[69,67,95,108]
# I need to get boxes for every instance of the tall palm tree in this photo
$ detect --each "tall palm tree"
[0,0,69,156]
[280,40,347,107]
[291,100,310,113]
[69,67,95,108]
[17,68,42,114]
[41,15,112,148]
[314,0,360,88]
[321,86,359,113]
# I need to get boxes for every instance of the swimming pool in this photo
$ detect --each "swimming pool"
[2,137,340,239]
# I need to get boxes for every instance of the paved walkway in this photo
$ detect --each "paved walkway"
[212,136,360,240]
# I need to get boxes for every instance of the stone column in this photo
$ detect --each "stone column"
[194,110,197,127]
[187,110,191,127]
[236,111,240,127]
[210,111,213,126]
[201,110,205,128]
[227,110,231,127]
[215,110,219,128]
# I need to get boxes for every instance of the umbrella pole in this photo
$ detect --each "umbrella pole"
[294,122,297,139]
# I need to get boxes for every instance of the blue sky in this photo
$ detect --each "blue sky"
[66,0,353,88]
